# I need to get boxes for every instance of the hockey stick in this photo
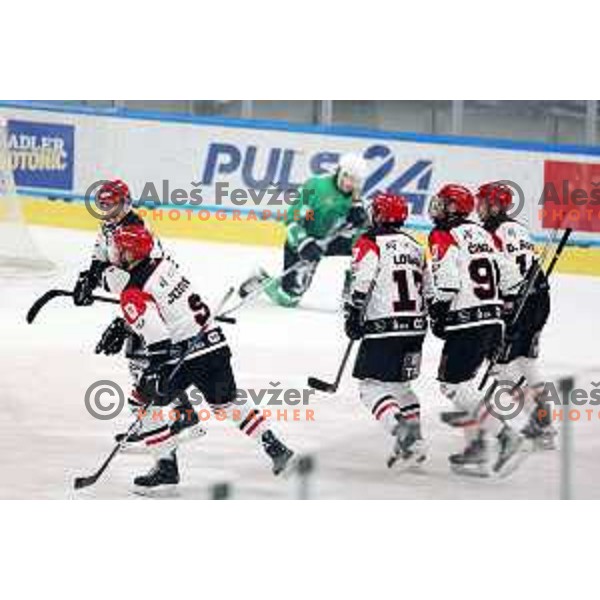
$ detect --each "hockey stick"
[307,262,382,393]
[478,227,572,391]
[27,289,236,325]
[73,287,236,491]
[27,290,118,324]
[220,220,358,318]
[307,339,354,393]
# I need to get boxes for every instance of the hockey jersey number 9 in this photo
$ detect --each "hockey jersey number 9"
[350,231,428,338]
[428,222,521,330]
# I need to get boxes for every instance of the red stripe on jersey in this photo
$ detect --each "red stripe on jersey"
[428,229,456,260]
[121,287,154,324]
[352,234,380,264]
[491,232,503,251]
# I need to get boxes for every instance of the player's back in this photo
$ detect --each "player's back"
[355,229,427,338]
[492,218,536,279]
[143,256,219,344]
[429,221,507,331]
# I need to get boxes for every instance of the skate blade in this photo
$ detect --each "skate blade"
[537,439,557,451]
[534,432,557,451]
[389,459,427,474]
[387,448,428,471]
[131,484,180,498]
[450,463,491,478]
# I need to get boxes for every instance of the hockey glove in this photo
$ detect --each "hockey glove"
[500,295,520,342]
[346,204,368,228]
[73,260,106,306]
[298,237,323,262]
[429,300,451,339]
[95,317,129,355]
[138,365,173,404]
[344,304,364,340]
[137,341,178,403]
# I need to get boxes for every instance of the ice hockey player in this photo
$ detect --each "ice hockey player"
[95,224,295,490]
[427,184,525,477]
[345,192,428,468]
[239,153,370,307]
[95,311,208,457]
[476,181,554,448]
[72,179,159,307]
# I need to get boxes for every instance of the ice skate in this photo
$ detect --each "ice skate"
[526,398,558,450]
[387,417,427,469]
[238,268,270,299]
[493,425,529,477]
[261,430,295,475]
[133,452,180,495]
[449,432,490,477]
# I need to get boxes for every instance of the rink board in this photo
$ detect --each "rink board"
[1,101,600,275]
[21,195,600,276]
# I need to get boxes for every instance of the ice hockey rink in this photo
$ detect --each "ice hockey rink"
[0,225,598,499]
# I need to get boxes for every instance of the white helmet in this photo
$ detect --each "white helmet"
[337,153,368,190]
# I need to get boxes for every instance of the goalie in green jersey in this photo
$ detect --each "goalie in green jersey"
[239,153,370,307]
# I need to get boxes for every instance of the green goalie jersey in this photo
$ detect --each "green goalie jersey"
[285,173,360,249]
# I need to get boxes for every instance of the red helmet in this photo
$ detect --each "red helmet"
[371,192,409,225]
[476,182,513,211]
[113,225,153,265]
[429,184,474,223]
[96,179,132,213]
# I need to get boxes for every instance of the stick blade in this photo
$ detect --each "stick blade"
[26,295,52,324]
[73,475,98,490]
[215,315,236,325]
[26,290,69,324]
[307,377,337,393]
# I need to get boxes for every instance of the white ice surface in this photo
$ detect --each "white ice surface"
[1,226,600,499]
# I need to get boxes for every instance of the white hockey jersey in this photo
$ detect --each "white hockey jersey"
[428,221,521,331]
[350,230,428,338]
[488,218,536,281]
[105,257,227,360]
